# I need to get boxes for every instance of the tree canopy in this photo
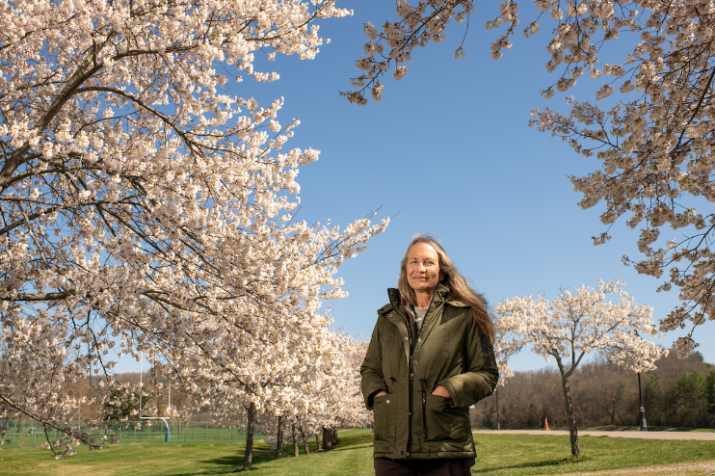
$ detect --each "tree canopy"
[0,0,386,455]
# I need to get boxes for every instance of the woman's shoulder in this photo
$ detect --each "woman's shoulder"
[443,297,473,323]
[445,297,470,308]
[376,301,395,315]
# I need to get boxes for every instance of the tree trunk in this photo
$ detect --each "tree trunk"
[275,415,284,459]
[556,361,580,456]
[315,433,321,451]
[322,427,332,450]
[292,422,300,457]
[331,427,338,446]
[244,401,256,469]
[299,423,310,455]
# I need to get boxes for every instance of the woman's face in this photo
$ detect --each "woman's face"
[406,242,442,294]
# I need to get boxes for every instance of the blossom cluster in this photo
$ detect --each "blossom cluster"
[342,0,475,105]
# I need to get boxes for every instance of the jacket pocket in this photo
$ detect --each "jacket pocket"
[372,394,392,441]
[423,393,469,442]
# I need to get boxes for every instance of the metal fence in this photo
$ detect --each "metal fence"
[1,420,266,449]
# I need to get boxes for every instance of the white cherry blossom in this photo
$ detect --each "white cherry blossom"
[495,280,667,456]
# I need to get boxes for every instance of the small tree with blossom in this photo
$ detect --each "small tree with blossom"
[495,280,666,456]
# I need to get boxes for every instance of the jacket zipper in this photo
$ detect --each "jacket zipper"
[420,378,427,439]
[391,305,415,454]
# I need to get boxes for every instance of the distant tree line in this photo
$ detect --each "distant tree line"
[471,352,715,429]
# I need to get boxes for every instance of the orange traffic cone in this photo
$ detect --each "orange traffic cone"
[544,417,549,431]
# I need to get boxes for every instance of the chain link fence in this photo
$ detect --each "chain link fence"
[1,420,266,449]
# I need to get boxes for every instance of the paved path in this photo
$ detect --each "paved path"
[552,461,715,476]
[473,429,715,440]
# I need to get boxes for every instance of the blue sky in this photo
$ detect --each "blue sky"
[115,0,714,373]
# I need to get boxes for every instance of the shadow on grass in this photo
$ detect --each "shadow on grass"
[151,471,243,476]
[155,431,375,475]
[318,432,374,452]
[328,444,372,452]
[472,457,590,474]
[199,445,276,472]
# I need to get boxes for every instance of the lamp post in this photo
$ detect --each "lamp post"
[637,371,647,431]
[634,331,647,431]
[140,354,143,415]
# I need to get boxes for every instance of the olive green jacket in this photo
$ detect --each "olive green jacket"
[360,285,499,460]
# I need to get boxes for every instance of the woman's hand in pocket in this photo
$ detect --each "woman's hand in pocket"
[431,386,451,399]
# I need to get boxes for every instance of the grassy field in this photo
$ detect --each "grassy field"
[3,421,262,449]
[1,429,714,476]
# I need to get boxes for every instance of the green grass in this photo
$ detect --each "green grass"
[470,433,715,474]
[3,421,261,449]
[1,429,713,476]
[475,425,715,433]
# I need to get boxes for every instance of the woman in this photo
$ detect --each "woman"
[360,234,498,476]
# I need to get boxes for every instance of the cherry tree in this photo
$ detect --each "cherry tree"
[194,317,363,469]
[346,0,715,353]
[0,0,389,455]
[494,280,666,456]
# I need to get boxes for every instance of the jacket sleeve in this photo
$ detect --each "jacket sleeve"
[360,318,385,410]
[437,317,499,409]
